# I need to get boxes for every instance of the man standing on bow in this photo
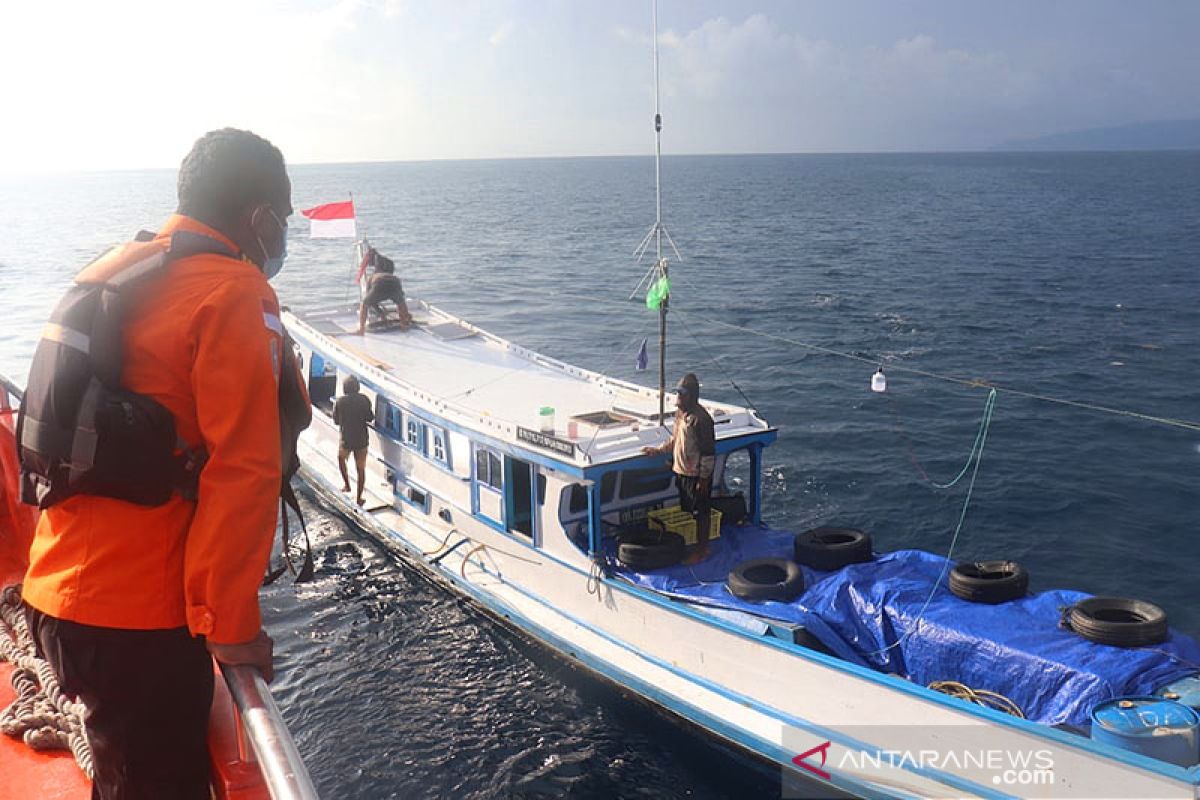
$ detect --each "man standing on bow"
[21,128,298,799]
[642,373,716,564]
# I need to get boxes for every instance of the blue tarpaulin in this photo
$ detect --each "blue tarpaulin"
[607,524,1200,727]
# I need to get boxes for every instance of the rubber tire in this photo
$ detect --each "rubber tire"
[617,530,686,571]
[727,558,806,603]
[948,560,1029,604]
[793,527,873,571]
[1068,597,1168,647]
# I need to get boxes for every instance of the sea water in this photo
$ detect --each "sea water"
[1,152,1197,798]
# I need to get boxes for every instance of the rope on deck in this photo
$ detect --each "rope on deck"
[929,680,1025,718]
[0,584,93,778]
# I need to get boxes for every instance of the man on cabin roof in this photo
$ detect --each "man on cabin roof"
[21,128,305,798]
[642,373,717,564]
[357,249,413,334]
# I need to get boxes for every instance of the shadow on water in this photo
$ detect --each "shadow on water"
[264,491,789,799]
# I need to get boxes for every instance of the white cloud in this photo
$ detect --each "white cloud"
[489,21,515,47]
[653,15,1055,151]
[379,0,406,19]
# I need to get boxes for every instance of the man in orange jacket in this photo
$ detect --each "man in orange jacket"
[22,128,298,799]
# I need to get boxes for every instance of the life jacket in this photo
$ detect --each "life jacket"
[17,231,311,539]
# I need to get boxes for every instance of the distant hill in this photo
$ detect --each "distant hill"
[992,119,1200,152]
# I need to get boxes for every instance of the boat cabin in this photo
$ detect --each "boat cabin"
[285,301,777,559]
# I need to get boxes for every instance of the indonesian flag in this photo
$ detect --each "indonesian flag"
[300,200,356,238]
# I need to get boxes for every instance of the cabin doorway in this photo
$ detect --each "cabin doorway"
[308,352,337,412]
[504,456,534,539]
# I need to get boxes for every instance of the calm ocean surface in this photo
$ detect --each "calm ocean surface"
[1,152,1198,798]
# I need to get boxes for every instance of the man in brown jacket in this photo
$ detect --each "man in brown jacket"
[642,373,716,563]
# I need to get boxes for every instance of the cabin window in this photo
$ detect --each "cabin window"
[567,485,586,514]
[721,449,750,494]
[601,472,617,503]
[565,473,618,515]
[474,446,504,526]
[430,427,449,467]
[398,482,431,514]
[405,417,426,453]
[618,467,674,499]
[475,448,502,490]
[377,398,402,436]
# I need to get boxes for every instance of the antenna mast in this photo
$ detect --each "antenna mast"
[630,0,683,424]
[652,0,673,425]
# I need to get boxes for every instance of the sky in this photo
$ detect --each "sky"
[1,0,1197,172]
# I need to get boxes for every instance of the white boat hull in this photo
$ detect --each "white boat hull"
[294,395,1199,800]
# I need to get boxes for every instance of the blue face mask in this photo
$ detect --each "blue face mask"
[256,208,288,279]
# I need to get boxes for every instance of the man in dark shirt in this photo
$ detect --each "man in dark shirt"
[333,375,374,506]
[357,251,413,334]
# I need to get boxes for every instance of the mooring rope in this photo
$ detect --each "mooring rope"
[668,306,1200,434]
[863,389,998,659]
[0,585,93,778]
[544,285,1200,434]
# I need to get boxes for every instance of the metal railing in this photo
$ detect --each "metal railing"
[220,664,320,800]
[0,374,21,411]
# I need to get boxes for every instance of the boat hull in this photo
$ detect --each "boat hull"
[294,398,1200,800]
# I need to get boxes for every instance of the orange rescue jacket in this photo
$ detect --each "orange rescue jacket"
[22,215,295,644]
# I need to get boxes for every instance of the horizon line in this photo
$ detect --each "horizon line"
[3,146,1198,177]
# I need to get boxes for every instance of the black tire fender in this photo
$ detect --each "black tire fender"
[948,560,1030,604]
[793,527,873,571]
[617,530,686,571]
[1068,597,1168,647]
[727,558,806,603]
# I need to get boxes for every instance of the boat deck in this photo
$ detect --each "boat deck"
[291,302,770,465]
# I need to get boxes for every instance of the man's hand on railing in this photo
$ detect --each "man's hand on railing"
[208,628,275,682]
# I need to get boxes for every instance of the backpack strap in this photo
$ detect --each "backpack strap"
[263,482,314,585]
[91,232,237,388]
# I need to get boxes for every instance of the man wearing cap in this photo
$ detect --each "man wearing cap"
[642,373,717,563]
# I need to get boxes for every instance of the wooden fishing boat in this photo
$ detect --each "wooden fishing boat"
[284,295,1200,799]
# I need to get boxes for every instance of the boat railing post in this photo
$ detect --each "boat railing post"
[220,663,319,800]
[0,375,21,410]
[586,479,602,556]
[749,444,764,526]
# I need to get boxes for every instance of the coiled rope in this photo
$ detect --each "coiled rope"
[928,680,1025,718]
[0,585,93,778]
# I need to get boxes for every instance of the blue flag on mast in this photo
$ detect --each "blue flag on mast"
[635,338,648,371]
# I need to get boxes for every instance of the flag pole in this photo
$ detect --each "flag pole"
[352,192,361,299]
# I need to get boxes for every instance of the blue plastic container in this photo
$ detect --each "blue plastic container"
[1090,696,1199,768]
[1155,674,1200,713]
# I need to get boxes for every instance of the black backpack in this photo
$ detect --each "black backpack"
[18,229,315,582]
[18,230,230,508]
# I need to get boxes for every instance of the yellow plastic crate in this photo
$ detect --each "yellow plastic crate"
[646,506,722,546]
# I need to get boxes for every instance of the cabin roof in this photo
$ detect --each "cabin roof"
[285,301,773,467]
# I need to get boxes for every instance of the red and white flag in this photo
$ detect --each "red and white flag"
[300,200,356,238]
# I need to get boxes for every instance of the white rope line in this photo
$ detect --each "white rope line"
[541,285,1200,434]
